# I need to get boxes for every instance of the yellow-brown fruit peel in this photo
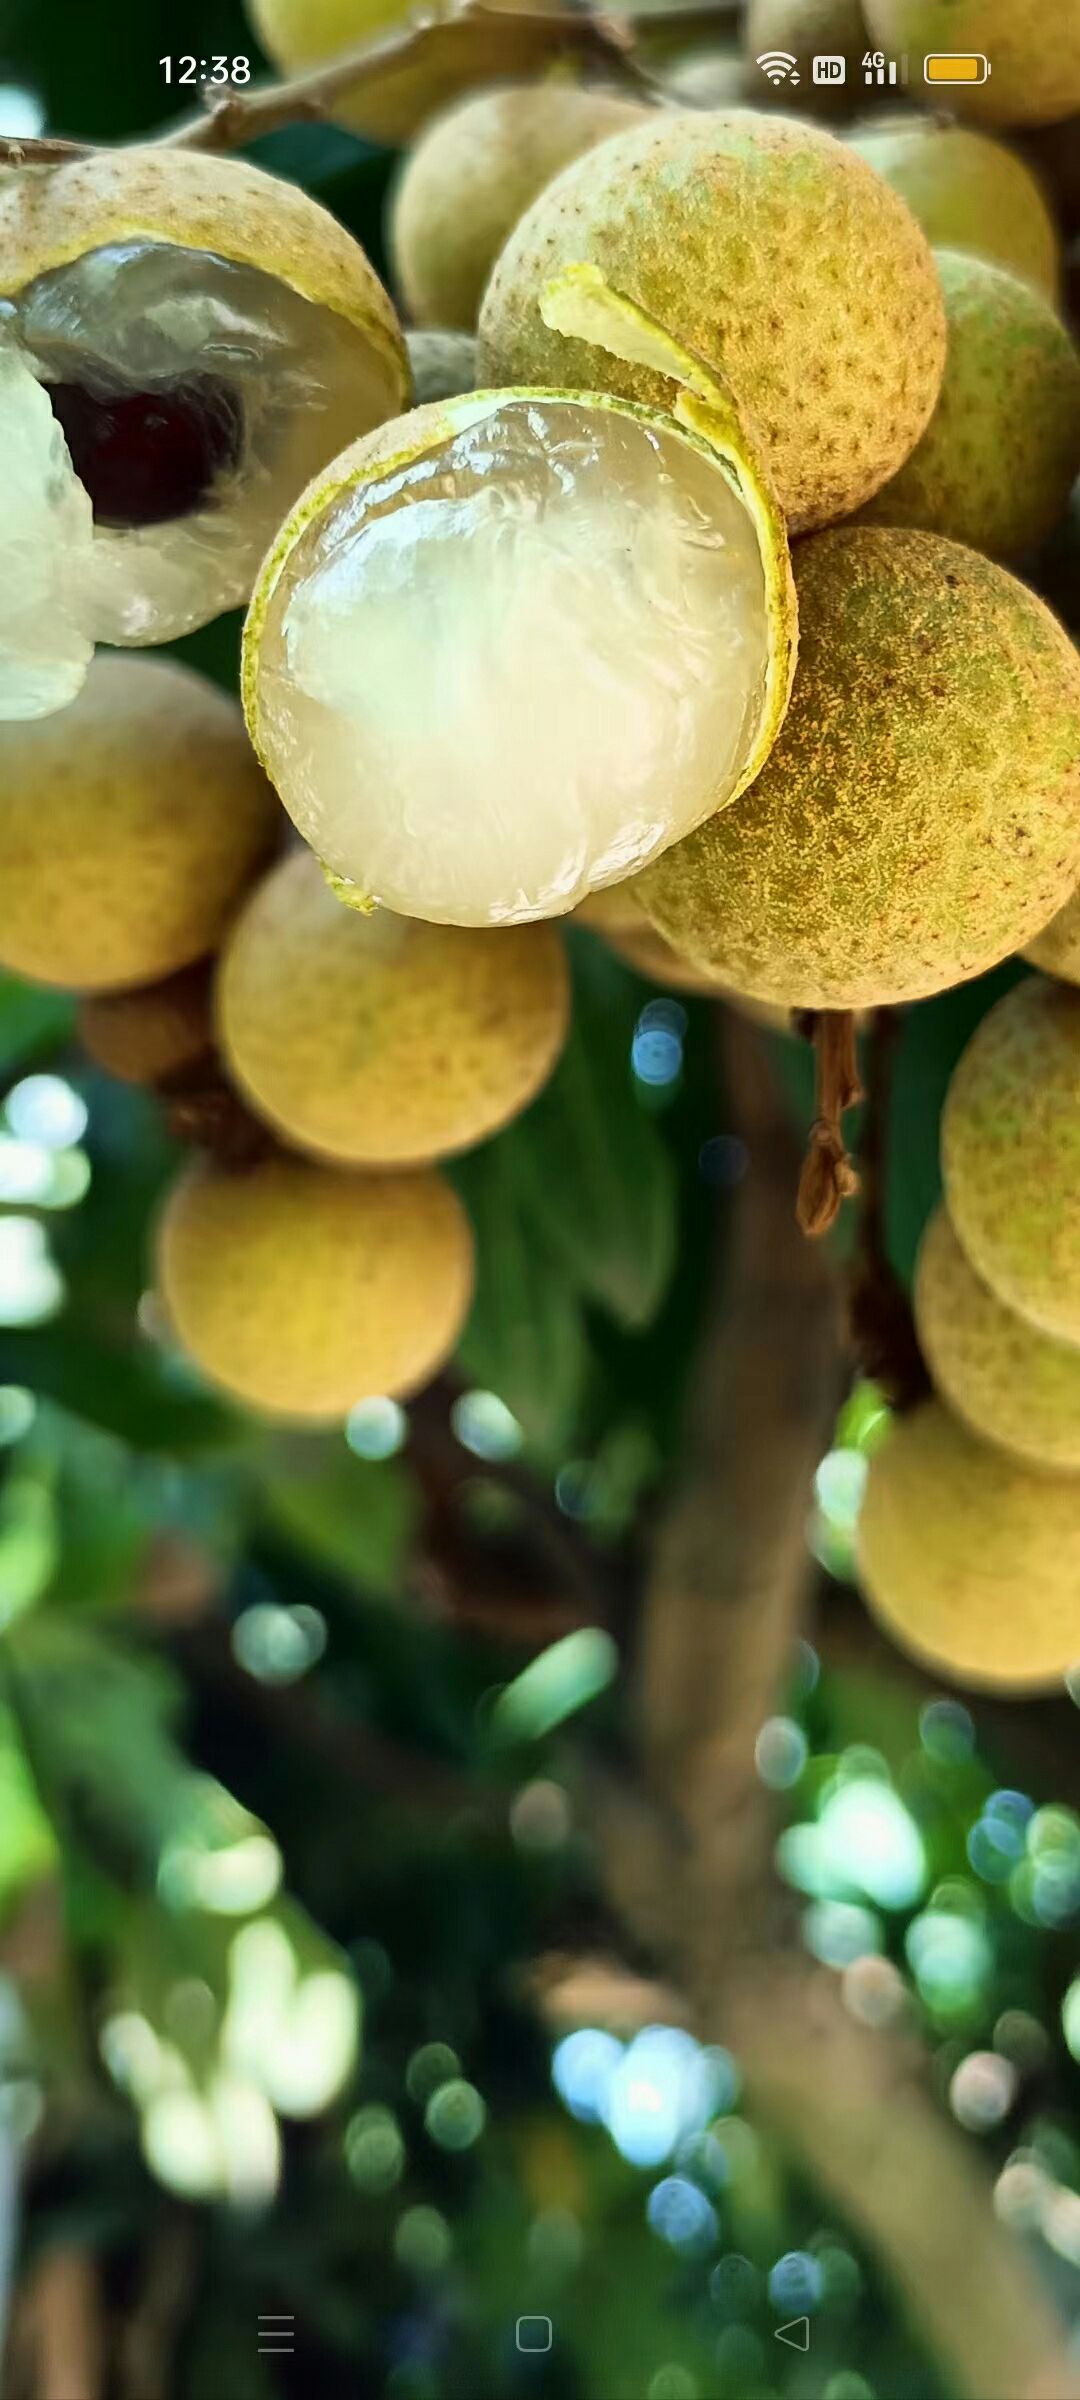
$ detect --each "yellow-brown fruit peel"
[1025,885,1080,987]
[857,1399,1080,1693]
[640,527,1080,1010]
[915,1205,1080,1473]
[479,110,946,533]
[851,122,1059,299]
[390,84,645,333]
[863,0,1080,127]
[942,975,1080,1349]
[78,965,215,1087]
[156,1152,475,1422]
[217,848,570,1165]
[0,654,278,994]
[860,250,1080,560]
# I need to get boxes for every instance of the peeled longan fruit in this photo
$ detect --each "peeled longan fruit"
[640,528,1080,1010]
[861,251,1080,559]
[479,111,946,534]
[915,1206,1080,1474]
[156,1153,474,1422]
[863,0,1080,127]
[0,148,405,713]
[391,85,645,333]
[851,122,1059,299]
[660,47,749,110]
[943,975,1080,1349]
[0,655,278,994]
[857,1400,1080,1693]
[1025,885,1080,985]
[217,848,569,1165]
[406,329,477,405]
[244,326,796,927]
[79,965,214,1087]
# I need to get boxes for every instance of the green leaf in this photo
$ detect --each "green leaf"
[263,1439,418,1600]
[0,974,73,1081]
[509,935,678,1329]
[453,1137,591,1460]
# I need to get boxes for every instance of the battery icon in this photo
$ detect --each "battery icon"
[924,52,992,82]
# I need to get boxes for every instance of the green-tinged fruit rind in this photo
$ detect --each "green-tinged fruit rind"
[640,528,1080,1009]
[942,975,1080,1349]
[857,1399,1080,1693]
[915,1205,1080,1473]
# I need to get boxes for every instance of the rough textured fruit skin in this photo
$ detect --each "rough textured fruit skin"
[857,1400,1080,1693]
[860,250,1080,559]
[915,1205,1080,1473]
[863,0,1080,126]
[406,327,477,405]
[478,110,946,534]
[217,848,570,1165]
[156,1152,475,1421]
[0,148,406,413]
[640,528,1080,1010]
[0,656,279,994]
[1025,885,1080,986]
[942,976,1080,1350]
[78,965,214,1087]
[391,85,645,332]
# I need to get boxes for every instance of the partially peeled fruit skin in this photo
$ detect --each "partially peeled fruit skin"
[217,846,570,1165]
[0,148,406,712]
[244,276,797,929]
[156,1152,475,1422]
[857,1399,1080,1695]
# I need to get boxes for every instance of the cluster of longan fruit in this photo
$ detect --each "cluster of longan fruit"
[1,0,1079,1693]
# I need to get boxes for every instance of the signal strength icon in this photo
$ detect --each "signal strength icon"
[756,49,800,84]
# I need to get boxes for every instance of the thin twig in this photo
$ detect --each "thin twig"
[0,0,667,170]
[796,1007,863,1238]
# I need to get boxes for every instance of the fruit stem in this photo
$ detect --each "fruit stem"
[846,1006,933,1409]
[795,1009,862,1239]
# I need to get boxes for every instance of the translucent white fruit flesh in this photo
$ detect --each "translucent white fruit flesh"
[0,350,95,719]
[255,398,770,926]
[4,240,391,652]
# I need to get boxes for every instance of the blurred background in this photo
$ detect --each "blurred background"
[0,2,1079,2395]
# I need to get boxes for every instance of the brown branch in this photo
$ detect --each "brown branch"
[796,1007,863,1238]
[594,1011,1079,2400]
[6,2248,106,2400]
[630,1010,841,1925]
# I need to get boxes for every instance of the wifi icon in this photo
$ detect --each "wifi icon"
[756,48,800,83]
